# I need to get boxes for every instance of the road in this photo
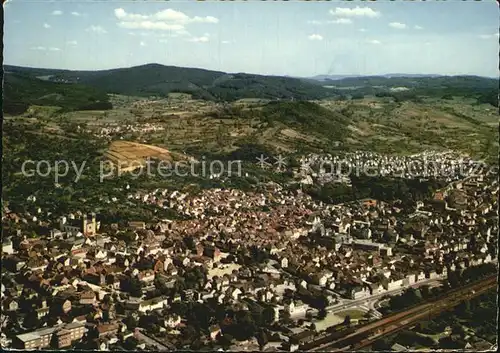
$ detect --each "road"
[134,329,170,351]
[280,263,443,317]
[307,275,497,351]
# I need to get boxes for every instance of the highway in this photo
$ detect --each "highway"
[307,275,497,351]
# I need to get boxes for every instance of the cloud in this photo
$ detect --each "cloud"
[188,35,210,43]
[86,25,108,34]
[114,8,219,35]
[414,25,423,30]
[329,18,352,25]
[119,21,185,31]
[308,34,323,41]
[43,23,51,29]
[71,12,81,16]
[128,32,154,37]
[167,29,191,38]
[330,6,380,18]
[367,39,381,44]
[67,40,78,45]
[221,40,231,44]
[389,22,407,29]
[308,18,352,25]
[478,33,499,39]
[140,41,146,46]
[359,28,367,32]
[30,46,60,52]
[115,8,146,21]
[52,10,63,16]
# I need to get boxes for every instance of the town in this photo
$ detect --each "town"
[2,149,497,351]
[3,2,498,351]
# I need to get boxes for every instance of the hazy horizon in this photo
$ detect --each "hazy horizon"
[4,1,499,77]
[4,62,498,80]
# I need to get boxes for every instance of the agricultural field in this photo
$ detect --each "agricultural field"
[3,66,498,168]
[316,97,499,161]
[104,141,173,171]
[6,92,498,166]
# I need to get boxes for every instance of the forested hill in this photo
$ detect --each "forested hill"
[4,64,497,114]
[3,73,112,115]
[3,64,338,102]
[318,75,498,106]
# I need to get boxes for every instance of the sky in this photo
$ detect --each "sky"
[3,0,499,77]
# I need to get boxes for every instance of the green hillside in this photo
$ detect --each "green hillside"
[3,73,112,115]
[321,75,498,106]
[258,101,349,141]
[4,64,337,102]
[203,74,335,101]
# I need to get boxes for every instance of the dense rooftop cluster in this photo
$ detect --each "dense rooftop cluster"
[1,151,497,351]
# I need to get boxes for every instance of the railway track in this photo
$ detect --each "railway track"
[350,278,497,351]
[308,275,497,351]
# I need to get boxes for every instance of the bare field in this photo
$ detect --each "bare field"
[104,141,173,168]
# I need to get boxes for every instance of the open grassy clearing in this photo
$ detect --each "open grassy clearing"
[335,309,366,320]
